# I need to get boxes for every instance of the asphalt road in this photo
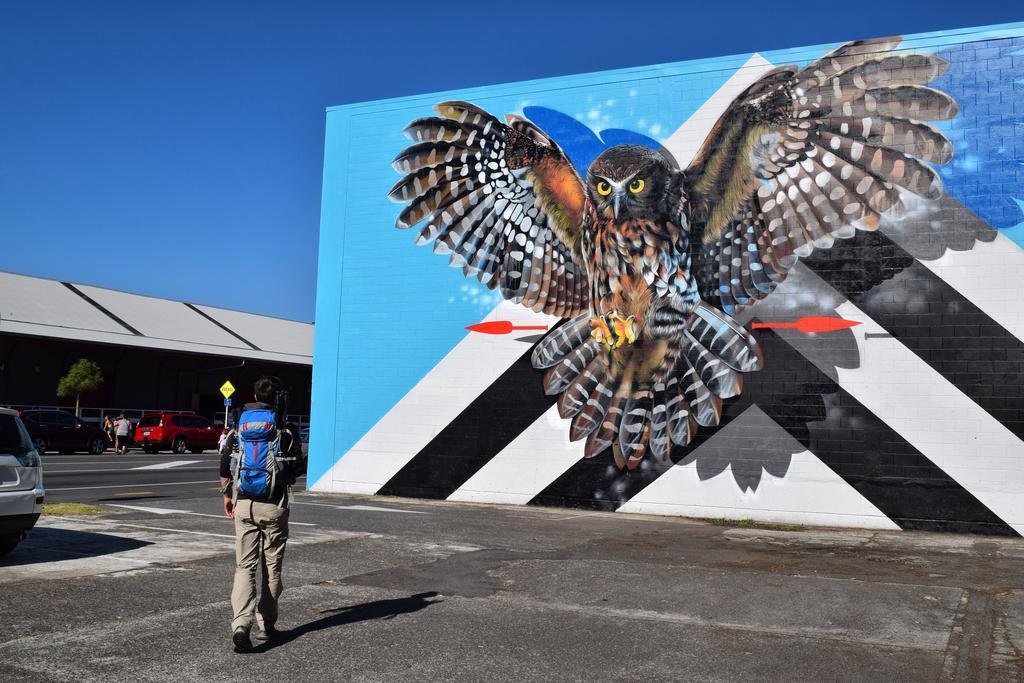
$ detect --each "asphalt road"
[40,450,307,504]
[3,490,1024,681]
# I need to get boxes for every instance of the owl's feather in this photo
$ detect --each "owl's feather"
[389,101,589,316]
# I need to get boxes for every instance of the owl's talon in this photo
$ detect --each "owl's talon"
[591,316,615,349]
[609,311,638,346]
[591,311,638,349]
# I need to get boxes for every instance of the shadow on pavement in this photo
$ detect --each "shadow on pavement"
[257,591,442,652]
[0,527,152,567]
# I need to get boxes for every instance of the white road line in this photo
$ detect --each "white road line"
[108,522,308,545]
[45,466,217,475]
[107,503,316,526]
[47,480,217,491]
[109,523,236,539]
[291,501,427,515]
[131,460,202,471]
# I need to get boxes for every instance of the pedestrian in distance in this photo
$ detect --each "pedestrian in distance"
[102,416,115,451]
[114,413,132,454]
[219,376,306,653]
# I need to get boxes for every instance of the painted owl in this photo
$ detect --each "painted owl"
[388,37,956,470]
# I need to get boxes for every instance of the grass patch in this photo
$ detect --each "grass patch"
[42,502,105,516]
[709,517,804,532]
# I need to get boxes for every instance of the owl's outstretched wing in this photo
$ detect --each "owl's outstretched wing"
[389,101,589,317]
[684,37,957,314]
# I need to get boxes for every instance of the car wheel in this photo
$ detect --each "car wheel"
[172,437,188,455]
[88,437,106,455]
[0,534,20,557]
[34,437,48,454]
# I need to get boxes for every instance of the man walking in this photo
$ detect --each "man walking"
[219,376,305,653]
[114,414,132,454]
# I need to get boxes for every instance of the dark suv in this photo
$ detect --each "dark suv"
[20,410,109,455]
[135,413,218,454]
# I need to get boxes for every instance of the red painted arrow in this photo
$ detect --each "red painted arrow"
[466,320,549,335]
[751,316,862,333]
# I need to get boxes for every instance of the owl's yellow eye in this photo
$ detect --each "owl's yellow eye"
[629,178,645,193]
[596,181,611,196]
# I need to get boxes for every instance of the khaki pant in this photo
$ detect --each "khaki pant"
[231,498,289,632]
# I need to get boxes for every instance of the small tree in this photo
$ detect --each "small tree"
[57,359,104,417]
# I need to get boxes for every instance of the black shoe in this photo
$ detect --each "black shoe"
[232,627,253,653]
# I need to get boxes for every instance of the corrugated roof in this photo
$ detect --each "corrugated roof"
[0,271,312,365]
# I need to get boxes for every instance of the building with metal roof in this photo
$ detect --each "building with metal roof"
[0,271,312,418]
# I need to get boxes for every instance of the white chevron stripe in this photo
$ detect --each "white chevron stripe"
[662,55,774,168]
[910,231,1024,341]
[447,405,584,505]
[310,300,558,493]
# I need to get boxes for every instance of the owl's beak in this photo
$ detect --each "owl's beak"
[612,194,621,219]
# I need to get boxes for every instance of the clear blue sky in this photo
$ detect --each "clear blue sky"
[1,1,1020,322]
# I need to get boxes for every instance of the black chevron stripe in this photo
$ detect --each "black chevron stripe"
[802,230,1024,441]
[529,329,1017,536]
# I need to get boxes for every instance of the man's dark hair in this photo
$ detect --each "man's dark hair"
[254,376,282,403]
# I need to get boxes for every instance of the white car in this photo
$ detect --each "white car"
[0,407,44,557]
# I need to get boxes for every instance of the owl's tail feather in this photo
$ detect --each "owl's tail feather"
[532,305,762,470]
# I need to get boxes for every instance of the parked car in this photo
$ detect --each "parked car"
[135,413,219,454]
[0,407,44,557]
[19,409,108,455]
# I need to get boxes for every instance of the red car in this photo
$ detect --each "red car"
[20,409,109,455]
[134,413,219,454]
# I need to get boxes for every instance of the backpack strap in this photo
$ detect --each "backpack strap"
[230,430,242,508]
[269,430,285,508]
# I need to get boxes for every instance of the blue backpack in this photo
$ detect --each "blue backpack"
[231,408,288,505]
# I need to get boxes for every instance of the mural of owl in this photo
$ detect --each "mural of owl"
[388,36,957,471]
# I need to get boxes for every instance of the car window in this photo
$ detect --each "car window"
[56,413,78,426]
[193,417,211,429]
[137,416,160,428]
[0,415,32,455]
[171,415,185,427]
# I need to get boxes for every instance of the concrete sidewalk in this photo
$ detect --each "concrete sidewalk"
[1,494,1023,681]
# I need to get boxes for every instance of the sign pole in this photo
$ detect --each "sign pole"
[219,381,236,428]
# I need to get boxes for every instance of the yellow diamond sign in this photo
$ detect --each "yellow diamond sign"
[219,381,236,399]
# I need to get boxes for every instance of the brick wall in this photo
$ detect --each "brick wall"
[312,23,1024,534]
